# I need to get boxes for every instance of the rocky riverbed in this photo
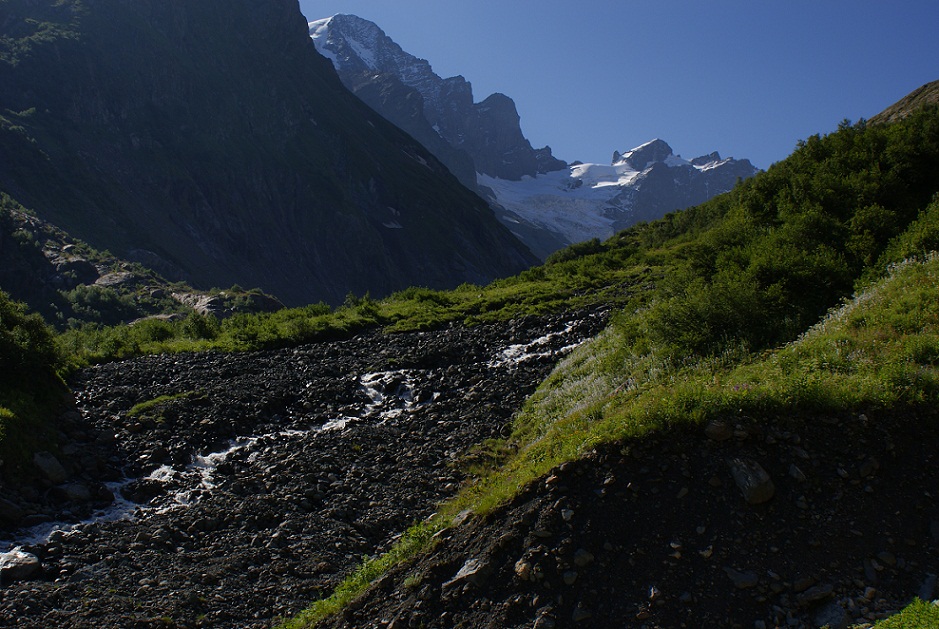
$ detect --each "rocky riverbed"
[0,310,607,628]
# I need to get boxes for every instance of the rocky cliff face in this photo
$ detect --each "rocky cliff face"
[309,14,567,184]
[0,0,536,307]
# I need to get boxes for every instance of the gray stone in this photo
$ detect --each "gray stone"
[728,458,775,504]
[33,451,68,484]
[573,548,594,568]
[814,601,847,629]
[533,612,556,629]
[443,557,492,589]
[789,464,807,482]
[572,603,592,623]
[858,457,879,478]
[724,566,759,589]
[919,573,937,602]
[62,483,92,502]
[0,549,41,583]
[797,583,833,605]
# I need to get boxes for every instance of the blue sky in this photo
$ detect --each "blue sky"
[298,1,939,170]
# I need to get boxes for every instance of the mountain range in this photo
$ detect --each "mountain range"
[0,0,535,307]
[310,14,759,258]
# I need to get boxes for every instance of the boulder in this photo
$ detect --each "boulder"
[727,458,775,504]
[33,452,68,484]
[0,549,41,584]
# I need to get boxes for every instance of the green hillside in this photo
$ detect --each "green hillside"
[2,87,938,627]
[276,103,939,625]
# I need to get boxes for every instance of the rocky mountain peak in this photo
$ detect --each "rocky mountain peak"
[310,14,430,79]
[691,151,722,166]
[309,14,566,182]
[613,138,675,170]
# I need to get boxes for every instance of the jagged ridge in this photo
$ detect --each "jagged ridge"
[309,14,567,184]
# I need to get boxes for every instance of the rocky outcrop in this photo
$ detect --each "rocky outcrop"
[310,14,567,183]
[0,206,284,327]
[868,79,939,125]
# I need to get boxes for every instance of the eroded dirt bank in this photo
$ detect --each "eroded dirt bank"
[0,310,607,628]
[322,410,939,629]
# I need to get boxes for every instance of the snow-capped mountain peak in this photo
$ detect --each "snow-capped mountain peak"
[480,140,759,258]
[309,14,566,182]
[612,138,684,170]
[309,14,448,106]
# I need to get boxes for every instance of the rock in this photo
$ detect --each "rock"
[705,420,734,442]
[571,603,592,623]
[0,498,24,525]
[727,458,775,504]
[62,483,93,502]
[513,559,532,581]
[121,478,166,504]
[858,457,879,478]
[33,451,69,484]
[792,576,816,593]
[789,464,807,482]
[724,566,759,589]
[919,573,937,601]
[0,548,41,584]
[814,601,848,629]
[573,549,594,568]
[443,557,493,589]
[876,551,896,567]
[797,583,834,605]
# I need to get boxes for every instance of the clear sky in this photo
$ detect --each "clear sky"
[298,1,939,170]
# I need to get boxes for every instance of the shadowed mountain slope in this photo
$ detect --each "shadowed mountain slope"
[0,0,536,306]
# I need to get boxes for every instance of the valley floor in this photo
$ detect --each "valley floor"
[0,310,606,628]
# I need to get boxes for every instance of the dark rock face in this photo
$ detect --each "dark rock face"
[0,0,536,307]
[346,72,480,190]
[463,93,566,182]
[0,309,607,627]
[310,14,567,183]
